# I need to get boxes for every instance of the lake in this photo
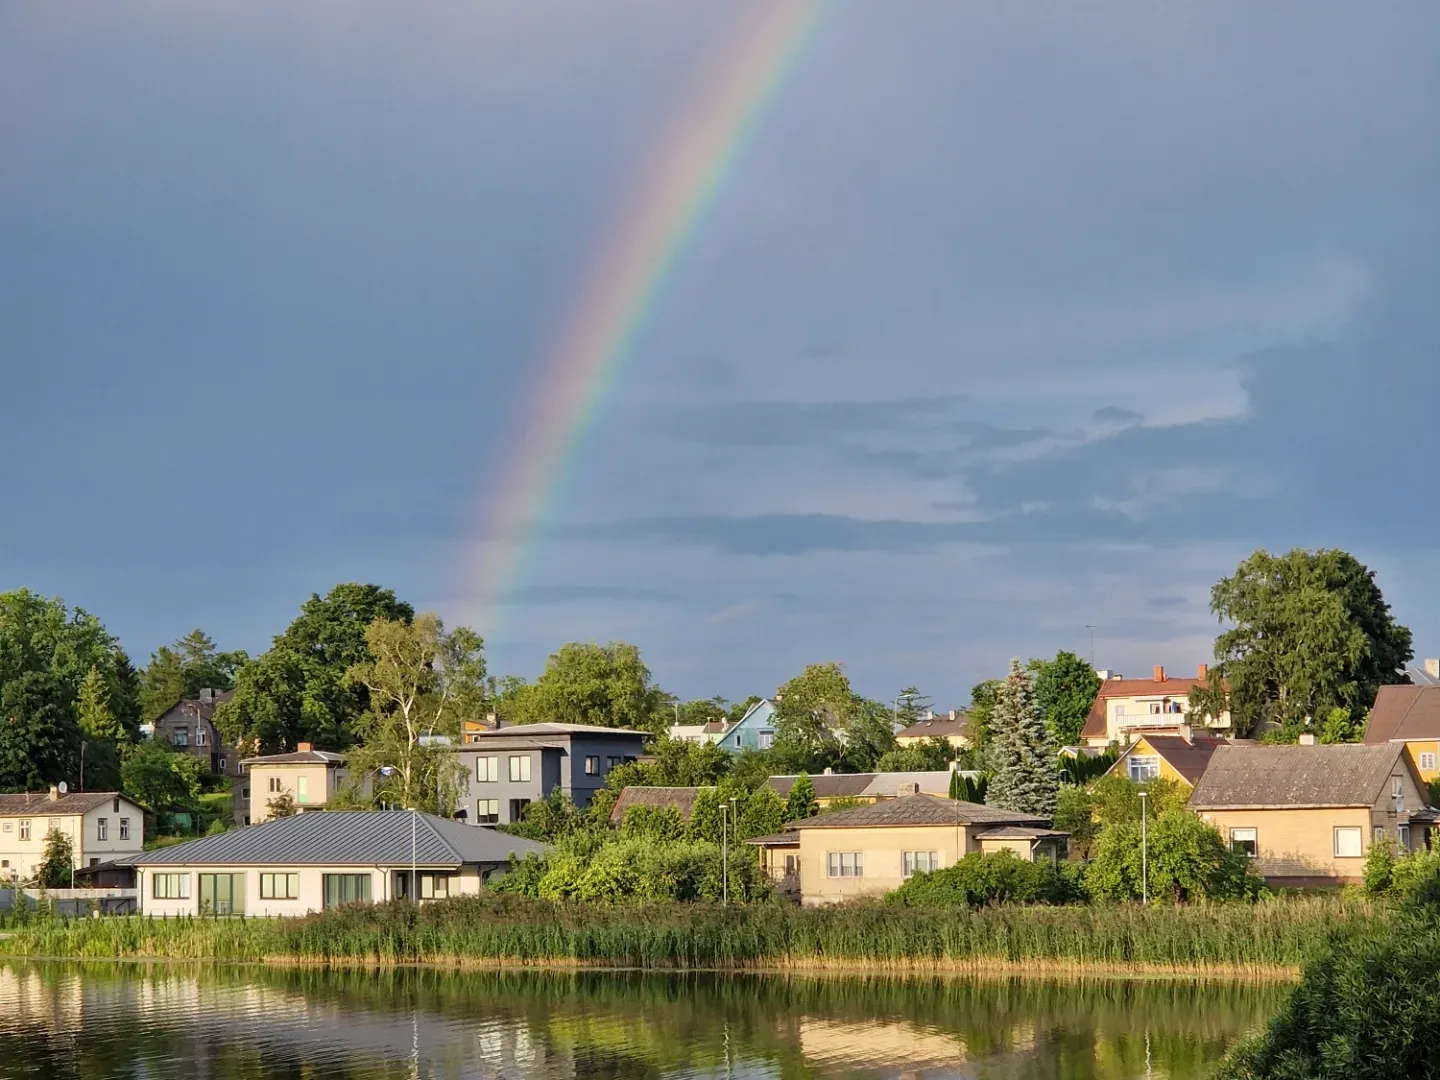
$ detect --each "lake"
[0,962,1284,1079]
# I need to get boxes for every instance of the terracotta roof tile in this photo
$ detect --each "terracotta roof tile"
[1364,685,1440,744]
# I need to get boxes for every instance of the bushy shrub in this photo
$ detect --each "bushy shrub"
[619,805,685,842]
[1085,809,1263,903]
[888,850,1086,908]
[1362,838,1396,894]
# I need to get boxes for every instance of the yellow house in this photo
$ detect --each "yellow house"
[1101,733,1227,789]
[0,789,145,882]
[895,712,971,750]
[780,793,1067,905]
[1363,684,1440,784]
[1189,742,1431,888]
[241,745,347,825]
[765,770,978,809]
[1080,665,1231,747]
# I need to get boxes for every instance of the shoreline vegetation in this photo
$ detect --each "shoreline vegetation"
[0,892,1373,979]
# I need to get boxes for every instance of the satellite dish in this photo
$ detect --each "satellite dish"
[58,781,68,794]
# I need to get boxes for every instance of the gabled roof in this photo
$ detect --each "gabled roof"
[130,810,548,867]
[241,749,346,766]
[1364,685,1440,744]
[974,825,1070,840]
[766,773,876,800]
[896,716,969,740]
[1189,744,1416,810]
[786,793,1048,830]
[609,786,704,824]
[765,771,974,801]
[1104,734,1227,785]
[1079,669,1222,740]
[0,792,135,818]
[465,723,650,738]
[154,690,235,727]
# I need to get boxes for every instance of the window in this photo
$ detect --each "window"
[1149,702,1162,715]
[322,873,371,909]
[19,820,30,841]
[1374,825,1386,844]
[89,858,99,867]
[1393,777,1405,812]
[1399,824,1412,849]
[758,730,775,750]
[119,819,130,841]
[152,873,191,900]
[509,798,531,822]
[1114,703,1127,716]
[1127,755,1161,782]
[825,852,864,878]
[584,756,600,776]
[1,861,7,869]
[1229,828,1258,857]
[96,818,108,841]
[218,758,227,773]
[113,798,121,813]
[607,756,622,770]
[419,873,451,900]
[784,854,798,876]
[1,823,10,833]
[476,756,499,783]
[1421,752,1437,772]
[260,872,300,900]
[509,755,531,783]
[903,851,940,878]
[199,873,245,916]
[1334,826,1363,858]
[297,776,309,803]
[242,787,250,800]
[268,777,282,794]
[476,799,499,824]
[196,728,207,746]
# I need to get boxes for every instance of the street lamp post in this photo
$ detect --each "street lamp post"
[378,766,418,903]
[1138,790,1149,904]
[721,804,728,905]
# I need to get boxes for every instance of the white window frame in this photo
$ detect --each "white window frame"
[119,818,130,841]
[1399,824,1411,848]
[476,756,499,783]
[509,755,531,783]
[196,728,207,747]
[758,730,776,749]
[19,820,30,841]
[1420,752,1437,772]
[1127,755,1161,782]
[1333,826,1363,858]
[172,729,189,747]
[584,756,599,776]
[825,851,864,879]
[902,850,940,878]
[1229,827,1257,857]
[96,818,108,842]
[260,872,300,900]
[419,873,451,900]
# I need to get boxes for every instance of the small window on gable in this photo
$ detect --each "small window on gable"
[1420,752,1437,772]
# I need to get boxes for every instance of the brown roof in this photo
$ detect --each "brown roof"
[1105,734,1227,785]
[1188,743,1415,809]
[0,791,133,818]
[974,825,1070,840]
[240,749,345,766]
[765,773,876,800]
[1364,685,1440,744]
[787,793,1048,830]
[1080,669,1221,740]
[896,715,969,740]
[608,786,704,824]
[155,690,236,726]
[745,832,800,847]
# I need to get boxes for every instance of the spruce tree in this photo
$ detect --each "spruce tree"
[784,772,819,821]
[984,659,1058,816]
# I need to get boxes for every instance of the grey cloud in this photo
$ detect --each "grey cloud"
[1093,406,1144,425]
[503,585,675,606]
[1147,596,1189,609]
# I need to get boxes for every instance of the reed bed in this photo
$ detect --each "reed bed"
[0,892,1378,973]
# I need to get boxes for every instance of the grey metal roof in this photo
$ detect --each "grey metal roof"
[787,793,1048,829]
[744,832,800,847]
[765,773,877,800]
[131,810,548,868]
[1189,743,1412,809]
[240,749,346,766]
[470,723,650,737]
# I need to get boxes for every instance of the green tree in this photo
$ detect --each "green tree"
[620,804,685,842]
[266,791,298,819]
[876,741,953,772]
[1085,808,1260,902]
[727,695,763,723]
[840,697,899,771]
[0,671,81,791]
[1088,774,1192,826]
[738,785,787,840]
[509,642,667,733]
[33,828,75,888]
[984,660,1057,816]
[1029,651,1101,747]
[215,583,414,753]
[1051,784,1100,858]
[137,631,247,725]
[967,679,1003,749]
[1191,548,1412,738]
[771,663,853,772]
[783,772,818,821]
[644,736,731,787]
[120,742,204,813]
[509,789,585,842]
[894,686,931,727]
[343,613,484,815]
[76,666,124,791]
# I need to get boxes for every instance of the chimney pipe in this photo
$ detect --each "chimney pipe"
[1197,663,1208,681]
[1298,732,1317,746]
[297,742,312,753]
[48,784,60,802]
[1427,659,1440,680]
[1154,665,1166,682]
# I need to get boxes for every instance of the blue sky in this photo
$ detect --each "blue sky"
[3,2,1437,708]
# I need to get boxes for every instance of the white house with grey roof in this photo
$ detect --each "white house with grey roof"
[129,810,546,916]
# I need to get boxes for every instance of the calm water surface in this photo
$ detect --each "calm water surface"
[0,962,1284,1079]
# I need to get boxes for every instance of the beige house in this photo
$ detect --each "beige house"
[777,793,1067,905]
[0,789,145,883]
[894,711,971,750]
[1189,741,1432,887]
[765,769,982,809]
[131,809,546,916]
[1080,665,1230,747]
[240,744,347,825]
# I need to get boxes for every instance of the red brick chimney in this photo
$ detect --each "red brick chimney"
[1153,665,1166,682]
[1197,663,1208,681]
[297,742,312,753]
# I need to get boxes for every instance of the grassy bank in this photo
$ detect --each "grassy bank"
[0,893,1377,974]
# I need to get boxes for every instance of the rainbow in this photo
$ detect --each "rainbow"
[471,0,828,632]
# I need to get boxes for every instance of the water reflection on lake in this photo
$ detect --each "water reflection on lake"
[0,961,1284,1079]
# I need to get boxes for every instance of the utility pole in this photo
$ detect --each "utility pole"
[1138,790,1149,904]
[1085,625,1098,667]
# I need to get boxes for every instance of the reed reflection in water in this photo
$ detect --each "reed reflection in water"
[0,962,1285,1079]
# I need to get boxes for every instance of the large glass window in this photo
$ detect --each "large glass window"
[1127,755,1161,782]
[509,798,531,822]
[260,872,300,900]
[322,873,372,909]
[1334,826,1363,858]
[825,852,864,878]
[1229,828,1257,857]
[419,873,452,900]
[902,851,940,878]
[199,873,245,916]
[509,755,531,783]
[152,873,191,900]
[758,730,775,749]
[476,756,499,783]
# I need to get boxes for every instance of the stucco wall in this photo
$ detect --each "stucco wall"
[795,824,975,905]
[1,801,144,881]
[248,764,343,823]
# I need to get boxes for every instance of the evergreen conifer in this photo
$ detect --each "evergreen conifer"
[785,772,819,821]
[984,659,1058,815]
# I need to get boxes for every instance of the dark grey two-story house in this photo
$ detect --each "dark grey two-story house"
[453,723,648,824]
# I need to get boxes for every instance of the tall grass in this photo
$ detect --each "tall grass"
[0,893,1377,973]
